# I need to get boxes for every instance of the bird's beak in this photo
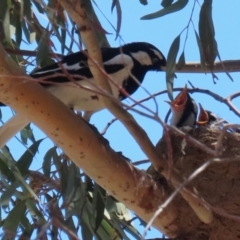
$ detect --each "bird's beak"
[197,103,209,125]
[165,85,188,112]
[160,66,166,71]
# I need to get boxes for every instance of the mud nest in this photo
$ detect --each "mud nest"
[152,127,240,240]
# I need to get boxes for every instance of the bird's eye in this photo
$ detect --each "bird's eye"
[152,58,159,64]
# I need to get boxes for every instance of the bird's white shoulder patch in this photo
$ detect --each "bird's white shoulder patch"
[104,54,133,66]
[62,62,82,70]
[130,51,152,66]
[33,67,60,75]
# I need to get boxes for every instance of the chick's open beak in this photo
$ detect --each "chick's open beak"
[165,85,188,112]
[197,103,209,125]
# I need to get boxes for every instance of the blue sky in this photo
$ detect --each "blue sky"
[1,1,240,239]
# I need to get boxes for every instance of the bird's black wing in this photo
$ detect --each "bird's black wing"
[31,47,127,85]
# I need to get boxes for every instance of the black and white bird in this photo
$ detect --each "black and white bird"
[0,42,166,147]
[166,85,198,128]
[197,103,240,133]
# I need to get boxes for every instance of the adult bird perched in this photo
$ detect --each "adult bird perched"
[0,42,166,147]
[197,103,240,133]
[166,85,198,128]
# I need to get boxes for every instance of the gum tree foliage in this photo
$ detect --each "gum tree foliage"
[0,0,240,239]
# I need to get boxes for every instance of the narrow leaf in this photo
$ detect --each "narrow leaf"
[23,0,32,21]
[0,156,10,177]
[21,20,30,43]
[20,124,35,145]
[166,35,180,100]
[61,27,66,55]
[111,0,122,40]
[25,199,46,223]
[32,0,44,13]
[139,0,148,5]
[15,139,43,178]
[194,29,206,71]
[36,31,51,67]
[1,147,39,200]
[0,182,18,206]
[3,6,14,46]
[161,0,174,8]
[81,219,93,240]
[3,201,26,237]
[63,163,80,203]
[15,12,22,47]
[141,0,188,20]
[177,51,185,70]
[92,183,106,232]
[199,0,217,69]
[43,146,56,177]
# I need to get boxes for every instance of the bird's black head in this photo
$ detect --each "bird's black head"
[123,42,166,71]
[166,85,198,127]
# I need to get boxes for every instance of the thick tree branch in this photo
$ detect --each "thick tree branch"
[55,0,213,225]
[5,46,240,74]
[0,43,179,237]
[56,0,168,178]
[176,60,240,73]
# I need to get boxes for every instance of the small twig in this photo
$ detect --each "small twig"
[102,87,240,134]
[176,60,240,73]
[132,159,150,166]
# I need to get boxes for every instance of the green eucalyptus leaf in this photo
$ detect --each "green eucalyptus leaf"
[166,34,180,101]
[199,0,217,69]
[81,219,93,240]
[177,51,185,70]
[139,0,148,5]
[111,0,122,40]
[0,182,18,206]
[141,0,188,20]
[194,29,206,71]
[43,146,56,177]
[25,199,46,223]
[3,201,26,238]
[36,31,52,68]
[161,0,174,8]
[92,183,106,232]
[32,0,44,13]
[15,139,43,179]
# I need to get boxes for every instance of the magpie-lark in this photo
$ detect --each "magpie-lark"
[166,85,198,128]
[0,42,166,147]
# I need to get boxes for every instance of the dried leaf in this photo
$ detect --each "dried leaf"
[111,0,122,40]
